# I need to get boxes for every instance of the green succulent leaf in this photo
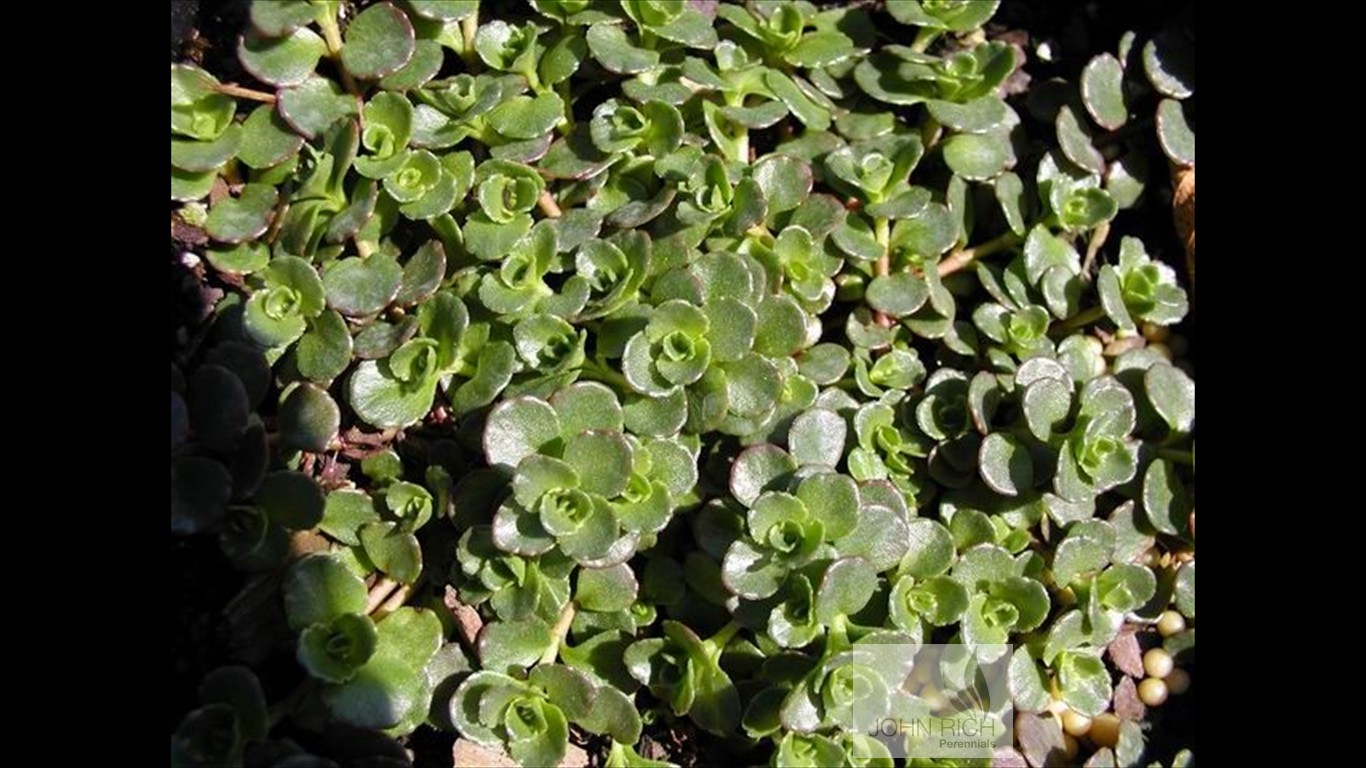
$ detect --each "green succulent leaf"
[279,383,340,452]
[278,76,358,138]
[283,554,369,631]
[1143,31,1195,100]
[943,130,1011,181]
[587,24,661,75]
[237,105,305,169]
[1081,53,1128,130]
[171,64,236,141]
[298,613,378,684]
[485,397,563,472]
[342,2,416,80]
[978,433,1033,496]
[239,27,326,87]
[1157,98,1196,166]
[323,253,402,317]
[206,184,278,244]
[1175,560,1195,618]
[249,0,319,37]
[815,557,878,624]
[360,520,423,584]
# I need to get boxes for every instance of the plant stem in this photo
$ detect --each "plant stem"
[317,6,360,95]
[537,190,563,218]
[365,576,400,615]
[920,115,942,151]
[873,216,892,328]
[704,621,742,663]
[1081,221,1110,280]
[582,357,631,390]
[373,583,411,620]
[215,83,276,103]
[910,27,940,53]
[1051,305,1106,336]
[539,601,578,665]
[937,232,1021,277]
[460,10,481,71]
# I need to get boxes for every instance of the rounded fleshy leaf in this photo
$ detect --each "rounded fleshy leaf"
[1145,364,1195,433]
[324,253,403,317]
[205,184,278,243]
[623,390,687,437]
[866,273,929,317]
[379,39,444,91]
[788,409,847,468]
[484,397,563,472]
[1058,188,1117,233]
[753,154,814,214]
[408,0,478,21]
[280,383,340,452]
[833,503,909,571]
[1022,378,1072,441]
[171,64,236,140]
[296,310,353,382]
[1174,561,1195,618]
[563,431,633,498]
[347,353,439,430]
[171,167,217,202]
[1142,32,1195,99]
[256,470,325,530]
[1055,106,1104,175]
[488,92,566,140]
[978,433,1033,497]
[731,444,798,507]
[724,354,783,418]
[723,539,787,600]
[250,0,319,36]
[815,557,878,625]
[299,613,378,684]
[796,473,859,540]
[171,124,242,173]
[1141,459,1191,537]
[1156,99,1195,166]
[754,295,809,357]
[927,96,1010,134]
[278,76,358,138]
[237,105,305,168]
[576,562,639,613]
[895,203,958,258]
[341,2,416,80]
[283,554,369,631]
[360,521,423,584]
[902,518,955,578]
[1081,53,1127,130]
[239,28,326,87]
[943,131,1010,181]
[586,23,661,74]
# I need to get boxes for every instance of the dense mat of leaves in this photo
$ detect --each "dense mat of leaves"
[171,2,1194,766]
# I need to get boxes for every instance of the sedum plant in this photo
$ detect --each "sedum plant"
[171,2,1196,767]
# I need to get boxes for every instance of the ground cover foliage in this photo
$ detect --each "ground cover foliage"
[170,2,1195,765]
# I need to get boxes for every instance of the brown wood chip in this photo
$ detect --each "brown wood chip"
[452,739,588,768]
[1107,626,1145,678]
[444,585,485,651]
[1173,165,1194,286]
[1015,712,1068,768]
[1113,675,1147,722]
